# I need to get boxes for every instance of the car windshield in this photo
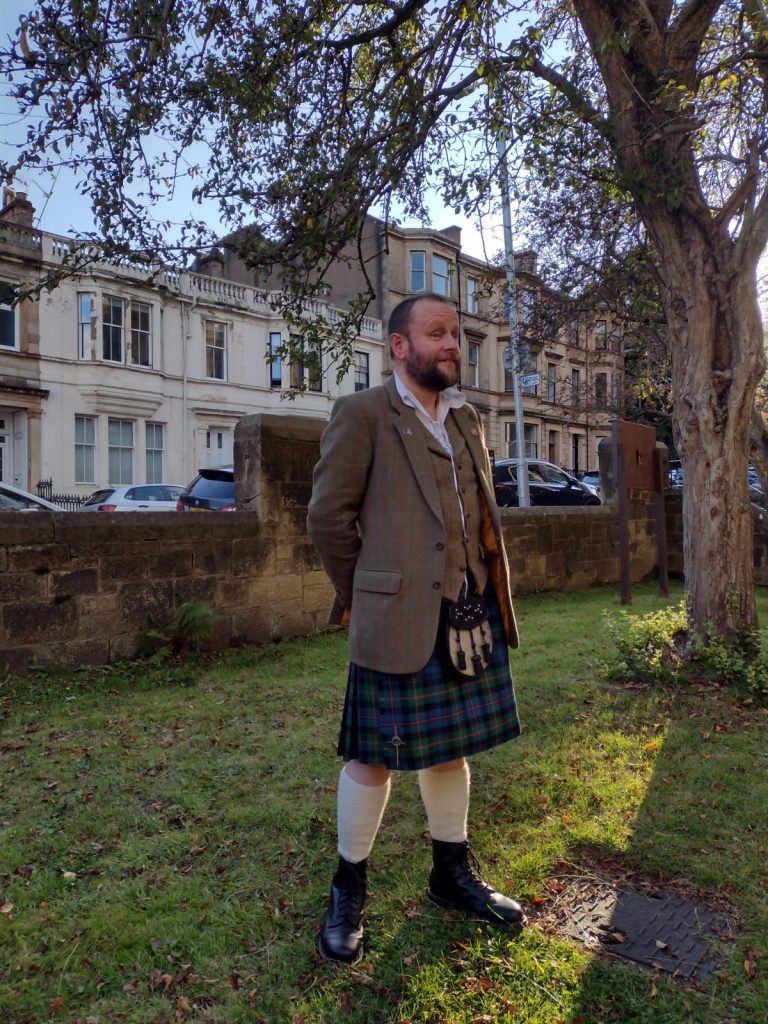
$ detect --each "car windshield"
[0,489,31,510]
[83,489,115,507]
[530,464,568,485]
[124,486,173,502]
[189,476,233,500]
[495,462,572,488]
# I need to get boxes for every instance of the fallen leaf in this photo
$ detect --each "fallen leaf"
[744,950,760,979]
[176,995,193,1014]
[61,870,77,882]
[339,992,353,1011]
[0,902,13,914]
[48,996,64,1013]
[644,741,658,752]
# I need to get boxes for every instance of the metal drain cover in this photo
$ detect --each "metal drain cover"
[563,885,725,979]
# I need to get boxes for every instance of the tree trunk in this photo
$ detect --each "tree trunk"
[653,216,766,640]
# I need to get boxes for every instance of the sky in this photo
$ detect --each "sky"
[0,2,509,266]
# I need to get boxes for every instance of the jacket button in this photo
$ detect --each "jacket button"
[435,542,445,551]
[432,582,441,590]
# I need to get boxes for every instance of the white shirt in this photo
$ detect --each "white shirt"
[393,371,466,455]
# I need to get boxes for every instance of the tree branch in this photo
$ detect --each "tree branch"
[321,0,431,51]
[669,0,724,69]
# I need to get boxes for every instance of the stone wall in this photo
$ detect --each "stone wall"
[663,488,768,585]
[0,414,764,675]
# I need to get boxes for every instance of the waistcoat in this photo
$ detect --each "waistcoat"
[423,413,489,602]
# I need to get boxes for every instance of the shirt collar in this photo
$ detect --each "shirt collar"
[393,370,466,425]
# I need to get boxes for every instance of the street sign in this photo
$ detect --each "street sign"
[520,373,540,387]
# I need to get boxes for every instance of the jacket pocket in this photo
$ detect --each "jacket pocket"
[354,567,402,594]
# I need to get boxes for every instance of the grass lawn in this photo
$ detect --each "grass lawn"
[1,582,767,1024]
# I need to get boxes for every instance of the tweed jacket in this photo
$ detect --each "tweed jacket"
[307,376,519,674]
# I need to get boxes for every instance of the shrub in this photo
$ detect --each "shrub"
[139,600,218,660]
[605,600,768,697]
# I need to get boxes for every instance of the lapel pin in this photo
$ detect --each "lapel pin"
[404,427,413,436]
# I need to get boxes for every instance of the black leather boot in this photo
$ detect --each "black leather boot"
[316,857,367,964]
[427,839,526,927]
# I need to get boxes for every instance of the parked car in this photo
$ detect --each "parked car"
[492,459,602,508]
[0,482,65,512]
[176,466,237,511]
[667,462,764,503]
[79,483,185,512]
[578,470,601,495]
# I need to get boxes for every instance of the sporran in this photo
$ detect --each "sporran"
[446,592,493,679]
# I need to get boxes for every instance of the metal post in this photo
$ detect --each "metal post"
[612,418,632,605]
[653,447,669,597]
[496,132,530,507]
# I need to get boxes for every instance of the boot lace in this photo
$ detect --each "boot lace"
[455,844,493,893]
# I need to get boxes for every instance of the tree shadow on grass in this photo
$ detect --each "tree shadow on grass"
[485,677,768,1024]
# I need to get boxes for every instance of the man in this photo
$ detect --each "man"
[307,293,524,965]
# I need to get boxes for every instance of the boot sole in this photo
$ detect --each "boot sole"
[427,889,527,928]
[315,932,364,966]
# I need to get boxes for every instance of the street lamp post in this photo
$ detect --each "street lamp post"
[496,132,530,507]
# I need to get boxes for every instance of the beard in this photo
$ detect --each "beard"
[405,349,460,391]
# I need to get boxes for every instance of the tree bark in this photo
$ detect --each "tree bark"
[571,0,768,641]
[649,212,766,638]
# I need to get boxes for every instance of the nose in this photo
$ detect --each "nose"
[444,332,459,351]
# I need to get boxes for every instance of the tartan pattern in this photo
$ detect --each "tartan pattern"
[338,587,520,770]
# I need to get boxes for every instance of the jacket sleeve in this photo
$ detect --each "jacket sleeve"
[306,395,373,611]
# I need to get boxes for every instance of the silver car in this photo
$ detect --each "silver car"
[0,483,65,511]
[79,484,185,512]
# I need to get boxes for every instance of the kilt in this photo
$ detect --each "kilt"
[337,585,520,771]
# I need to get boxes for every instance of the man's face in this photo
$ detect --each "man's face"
[395,299,461,392]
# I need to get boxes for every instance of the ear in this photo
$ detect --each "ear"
[390,331,409,361]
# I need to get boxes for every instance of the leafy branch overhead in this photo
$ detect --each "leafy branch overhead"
[2,1,768,642]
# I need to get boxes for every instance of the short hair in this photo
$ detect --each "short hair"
[388,293,456,339]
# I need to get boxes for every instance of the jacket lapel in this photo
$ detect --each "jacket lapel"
[385,377,444,524]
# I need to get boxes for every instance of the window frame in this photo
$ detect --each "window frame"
[354,350,370,392]
[0,280,19,351]
[145,422,164,483]
[547,363,557,403]
[409,251,426,292]
[205,320,228,381]
[466,276,479,315]
[102,295,124,362]
[290,334,323,392]
[520,289,536,325]
[77,294,93,360]
[467,341,479,388]
[595,371,608,409]
[269,331,283,388]
[107,418,134,485]
[130,300,152,367]
[432,254,451,296]
[595,319,608,350]
[74,414,96,485]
